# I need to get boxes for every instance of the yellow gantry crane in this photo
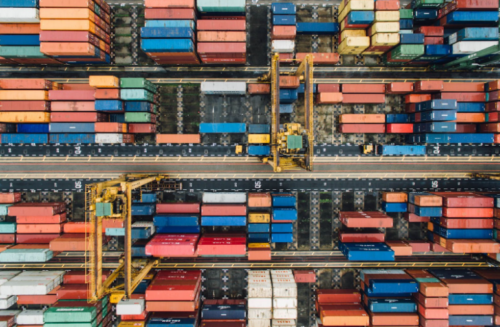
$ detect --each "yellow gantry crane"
[262,53,314,172]
[85,174,180,303]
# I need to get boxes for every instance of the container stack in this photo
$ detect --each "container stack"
[44,295,112,327]
[473,270,500,326]
[201,299,246,326]
[0,192,20,246]
[296,22,340,64]
[481,80,500,142]
[271,194,296,244]
[197,233,247,257]
[155,202,201,234]
[364,1,400,56]
[316,288,368,326]
[271,2,296,59]
[337,0,373,55]
[385,82,414,133]
[316,83,342,105]
[201,196,247,229]
[196,0,246,64]
[247,193,272,261]
[412,26,450,65]
[141,0,199,65]
[247,270,272,327]
[381,192,413,256]
[121,78,158,136]
[271,270,297,323]
[338,85,386,132]
[39,0,112,64]
[248,124,271,149]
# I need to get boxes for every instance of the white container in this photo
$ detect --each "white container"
[20,271,65,284]
[95,133,128,144]
[272,40,295,53]
[273,309,298,319]
[272,319,297,326]
[273,283,298,297]
[202,192,247,203]
[0,295,16,309]
[248,276,271,283]
[248,319,271,327]
[116,299,145,315]
[0,271,20,286]
[200,82,246,95]
[271,270,293,275]
[248,308,272,319]
[248,298,272,309]
[16,310,44,325]
[452,41,498,54]
[0,280,54,296]
[248,282,272,298]
[271,273,293,279]
[0,8,39,23]
[248,270,270,277]
[273,298,298,309]
[271,277,295,284]
[132,221,156,235]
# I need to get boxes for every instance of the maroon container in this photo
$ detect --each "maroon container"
[156,203,201,213]
[128,124,157,133]
[16,233,60,244]
[424,37,444,45]
[0,192,21,203]
[317,84,340,93]
[341,84,385,94]
[404,213,430,223]
[56,284,89,300]
[50,112,108,122]
[455,123,477,133]
[339,229,385,243]
[342,94,386,104]
[434,92,486,102]
[0,234,14,243]
[338,124,385,133]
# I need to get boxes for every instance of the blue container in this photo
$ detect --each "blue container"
[386,114,409,123]
[273,15,296,25]
[410,205,442,217]
[141,27,194,39]
[399,19,414,30]
[133,193,157,203]
[368,299,417,313]
[381,202,408,213]
[417,99,458,111]
[154,215,199,226]
[272,195,296,207]
[145,20,195,29]
[201,305,246,320]
[199,123,246,133]
[131,204,155,216]
[347,11,374,25]
[419,110,457,122]
[64,55,111,65]
[436,227,493,239]
[377,145,426,156]
[428,269,481,279]
[280,104,293,113]
[156,226,200,234]
[95,100,123,111]
[448,315,493,326]
[425,45,452,57]
[369,280,419,295]
[273,208,297,221]
[248,124,270,134]
[297,84,317,93]
[49,134,95,144]
[272,2,296,14]
[296,22,340,34]
[248,224,270,233]
[131,227,152,239]
[141,39,194,52]
[280,89,299,104]
[415,122,457,133]
[49,123,95,133]
[341,243,395,262]
[1,134,48,144]
[449,294,493,305]
[147,318,197,327]
[132,244,148,258]
[17,124,49,133]
[457,102,485,112]
[248,145,271,156]
[134,278,151,292]
[201,216,246,226]
[443,11,499,25]
[417,133,494,144]
[272,233,293,243]
[248,233,271,243]
[125,102,153,112]
[110,114,125,123]
[0,0,38,7]
[0,35,39,46]
[455,27,498,41]
[414,9,438,20]
[271,223,293,233]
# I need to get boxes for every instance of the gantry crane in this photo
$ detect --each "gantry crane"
[85,174,181,303]
[261,53,314,172]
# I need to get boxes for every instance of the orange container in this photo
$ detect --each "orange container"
[413,194,442,206]
[453,113,485,123]
[0,192,21,203]
[39,8,105,21]
[339,114,385,123]
[375,0,400,10]
[145,0,195,8]
[406,94,432,103]
[386,240,413,256]
[386,82,414,94]
[0,79,52,90]
[197,31,246,42]
[50,236,89,251]
[102,219,124,229]
[51,101,95,112]
[40,0,94,8]
[448,305,494,315]
[146,300,198,312]
[0,112,50,123]
[446,240,500,254]
[63,222,94,233]
[420,283,449,297]
[248,84,270,94]
[382,192,408,202]
[280,76,300,89]
[418,305,449,319]
[40,42,96,56]
[414,293,448,308]
[272,26,296,39]
[342,84,386,94]
[16,213,66,224]
[62,84,95,90]
[370,313,419,326]
[443,279,493,293]
[95,89,120,99]
[248,248,271,261]
[321,309,369,326]
[17,224,63,234]
[0,90,48,100]
[342,94,386,104]
[443,82,484,92]
[40,20,97,32]
[295,52,340,64]
[156,134,201,144]
[248,193,272,207]
[95,123,127,133]
[442,207,493,218]
[414,81,444,92]
[317,93,343,104]
[0,23,40,34]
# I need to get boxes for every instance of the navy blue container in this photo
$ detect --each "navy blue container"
[201,305,246,320]
[347,11,374,25]
[296,22,339,34]
[410,205,442,217]
[17,123,48,133]
[131,204,155,216]
[386,114,409,123]
[133,278,151,292]
[272,195,296,207]
[448,315,493,326]
[147,318,197,327]
[248,233,271,243]
[272,2,296,14]
[368,299,417,313]
[156,226,201,234]
[457,102,485,112]
[428,269,481,280]
[49,134,95,144]
[414,122,457,133]
[417,99,458,111]
[377,145,426,156]
[273,15,296,25]
[419,110,457,122]
[425,45,452,57]
[248,124,271,134]
[399,19,414,30]
[199,123,246,133]
[448,294,493,305]
[0,35,39,46]
[271,223,293,233]
[154,215,199,226]
[381,202,408,213]
[133,193,157,203]
[414,9,438,20]
[0,0,38,7]
[1,133,48,144]
[280,104,293,113]
[201,216,246,226]
[132,243,149,258]
[340,243,395,262]
[248,223,270,233]
[141,27,194,38]
[280,89,299,104]
[273,208,297,221]
[49,123,95,133]
[125,102,154,112]
[95,100,124,111]
[110,114,126,123]
[443,11,499,25]
[248,145,271,156]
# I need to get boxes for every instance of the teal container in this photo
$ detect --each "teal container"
[0,249,53,262]
[105,228,125,236]
[0,204,12,216]
[0,222,15,234]
[0,46,48,58]
[197,0,246,12]
[120,89,155,102]
[416,277,440,283]
[120,78,157,93]
[44,307,97,323]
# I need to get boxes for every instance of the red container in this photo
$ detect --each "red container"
[156,203,200,213]
[294,270,316,283]
[197,233,246,256]
[386,123,413,133]
[375,0,400,9]
[479,123,500,132]
[201,205,246,216]
[272,26,296,40]
[17,292,58,305]
[51,101,95,112]
[339,124,385,133]
[417,26,444,36]
[418,305,449,319]
[439,218,493,229]
[424,37,444,45]
[56,284,89,300]
[247,84,270,94]
[9,202,65,216]
[436,92,486,102]
[145,9,196,19]
[0,192,20,203]
[295,52,340,64]
[488,112,500,122]
[197,42,246,54]
[342,94,385,104]
[95,89,120,99]
[405,94,431,103]
[16,233,60,244]
[145,0,195,8]
[280,76,300,89]
[0,234,14,243]
[342,84,385,94]
[146,281,200,301]
[197,19,246,31]
[415,81,444,92]
[128,124,156,133]
[16,213,66,224]
[419,317,449,327]
[432,192,494,207]
[317,289,362,303]
[386,82,414,94]
[339,230,385,242]
[0,101,50,111]
[50,112,107,122]
[442,82,484,92]
[145,234,199,257]
[48,90,95,101]
[94,122,127,133]
[318,84,340,93]
[442,207,493,218]
[0,79,52,90]
[404,213,430,223]
[406,241,431,252]
[455,124,477,133]
[17,224,63,234]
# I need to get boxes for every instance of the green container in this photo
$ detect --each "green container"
[416,277,440,283]
[197,0,245,12]
[0,204,12,216]
[125,112,153,123]
[0,46,48,59]
[390,45,424,60]
[95,203,111,217]
[0,249,53,262]
[120,89,155,102]
[287,135,302,150]
[399,9,413,19]
[0,222,15,234]
[44,307,97,323]
[120,78,156,93]
[60,296,109,306]
[381,54,409,66]
[413,0,443,7]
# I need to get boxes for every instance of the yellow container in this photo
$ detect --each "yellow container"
[40,20,96,33]
[338,37,370,55]
[248,134,270,144]
[338,0,375,22]
[0,90,48,100]
[439,237,446,248]
[0,112,50,123]
[369,22,400,35]
[89,76,120,88]
[341,29,366,41]
[427,222,434,232]
[371,33,400,46]
[119,322,146,327]
[248,212,271,223]
[248,243,271,249]
[40,8,98,21]
[374,11,400,22]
